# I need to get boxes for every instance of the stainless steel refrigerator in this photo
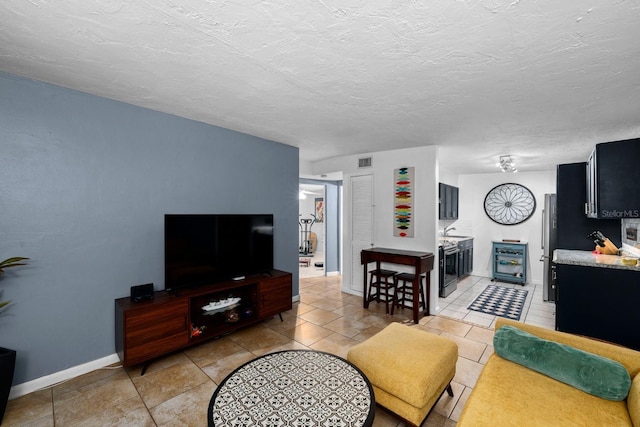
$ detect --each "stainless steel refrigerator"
[540,193,557,302]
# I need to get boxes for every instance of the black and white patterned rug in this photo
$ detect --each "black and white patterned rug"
[467,285,528,320]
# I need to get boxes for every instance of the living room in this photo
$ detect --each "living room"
[5,70,639,425]
[2,2,640,426]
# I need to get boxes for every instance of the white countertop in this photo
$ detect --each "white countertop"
[439,236,473,243]
[553,249,640,271]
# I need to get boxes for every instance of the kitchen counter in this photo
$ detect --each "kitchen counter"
[554,249,640,350]
[439,236,473,246]
[553,249,640,271]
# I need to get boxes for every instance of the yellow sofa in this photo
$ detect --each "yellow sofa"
[458,318,640,426]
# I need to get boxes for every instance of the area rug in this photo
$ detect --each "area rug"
[467,285,528,321]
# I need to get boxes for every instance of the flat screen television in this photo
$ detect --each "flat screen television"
[164,214,274,291]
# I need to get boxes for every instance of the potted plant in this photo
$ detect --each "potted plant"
[0,257,28,425]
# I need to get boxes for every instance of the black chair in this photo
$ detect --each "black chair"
[367,269,398,314]
[392,272,427,315]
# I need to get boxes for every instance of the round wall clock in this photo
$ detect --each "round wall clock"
[484,183,536,225]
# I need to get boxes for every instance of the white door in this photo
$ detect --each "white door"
[349,174,374,294]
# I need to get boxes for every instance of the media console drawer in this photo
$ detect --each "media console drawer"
[126,301,188,347]
[259,274,293,318]
[126,333,189,366]
[116,298,189,367]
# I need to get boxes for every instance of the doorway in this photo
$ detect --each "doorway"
[349,174,374,294]
[299,183,325,278]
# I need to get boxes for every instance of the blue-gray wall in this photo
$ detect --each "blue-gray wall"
[0,72,299,385]
[324,182,341,273]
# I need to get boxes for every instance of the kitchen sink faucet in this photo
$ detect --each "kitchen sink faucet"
[444,225,456,236]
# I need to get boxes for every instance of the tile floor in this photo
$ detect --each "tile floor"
[436,275,556,330]
[2,274,555,426]
[298,252,325,279]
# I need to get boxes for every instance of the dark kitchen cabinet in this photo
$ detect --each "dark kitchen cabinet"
[439,183,459,220]
[557,163,620,250]
[457,238,473,278]
[556,263,640,350]
[586,138,640,219]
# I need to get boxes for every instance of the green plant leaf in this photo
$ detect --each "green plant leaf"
[0,257,29,273]
[0,257,28,312]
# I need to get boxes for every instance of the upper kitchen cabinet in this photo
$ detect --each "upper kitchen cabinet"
[439,183,459,220]
[586,138,640,219]
[557,163,620,250]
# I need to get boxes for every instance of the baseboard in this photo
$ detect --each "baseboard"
[9,353,121,400]
[340,288,361,297]
[11,293,307,400]
[326,270,340,276]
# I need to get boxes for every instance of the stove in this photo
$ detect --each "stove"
[439,240,459,297]
[440,240,459,254]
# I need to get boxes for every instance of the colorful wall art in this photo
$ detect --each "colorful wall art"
[314,198,324,223]
[394,167,414,237]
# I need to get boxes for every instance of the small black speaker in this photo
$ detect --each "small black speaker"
[131,283,154,303]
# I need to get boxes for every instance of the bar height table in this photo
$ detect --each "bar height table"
[361,247,435,324]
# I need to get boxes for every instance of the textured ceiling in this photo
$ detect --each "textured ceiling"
[2,1,639,174]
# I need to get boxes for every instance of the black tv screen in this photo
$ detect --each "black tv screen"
[164,214,274,291]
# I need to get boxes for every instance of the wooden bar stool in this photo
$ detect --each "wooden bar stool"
[392,272,428,315]
[367,269,398,314]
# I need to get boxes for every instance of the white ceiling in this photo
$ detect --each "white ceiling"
[2,1,639,174]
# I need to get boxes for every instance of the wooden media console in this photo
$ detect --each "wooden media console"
[115,270,292,369]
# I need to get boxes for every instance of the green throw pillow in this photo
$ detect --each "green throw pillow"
[494,325,631,401]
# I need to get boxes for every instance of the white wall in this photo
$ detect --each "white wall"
[439,170,459,187]
[457,170,557,284]
[314,146,440,312]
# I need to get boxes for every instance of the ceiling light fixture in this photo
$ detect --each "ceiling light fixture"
[496,155,517,173]
[299,188,320,200]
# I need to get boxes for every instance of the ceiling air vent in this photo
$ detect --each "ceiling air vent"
[358,157,372,168]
